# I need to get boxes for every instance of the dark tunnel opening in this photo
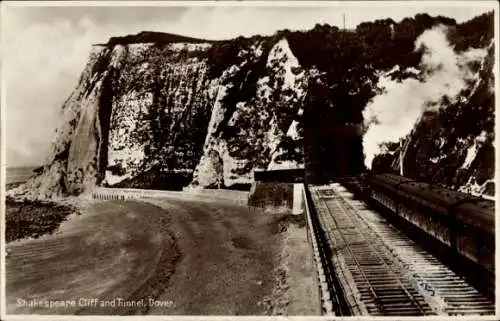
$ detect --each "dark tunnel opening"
[301,80,366,184]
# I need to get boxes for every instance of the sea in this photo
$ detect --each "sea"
[6,166,37,184]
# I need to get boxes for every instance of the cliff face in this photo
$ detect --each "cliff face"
[103,43,215,190]
[13,33,307,198]
[12,46,112,198]
[10,12,494,199]
[191,38,307,188]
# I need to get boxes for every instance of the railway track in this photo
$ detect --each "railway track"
[307,183,495,316]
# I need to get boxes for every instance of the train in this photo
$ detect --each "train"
[340,172,495,295]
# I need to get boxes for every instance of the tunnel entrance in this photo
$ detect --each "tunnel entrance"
[301,80,365,184]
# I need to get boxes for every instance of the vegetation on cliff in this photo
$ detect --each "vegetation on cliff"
[367,12,494,191]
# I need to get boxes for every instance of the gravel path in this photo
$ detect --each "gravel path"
[144,197,283,315]
[6,196,286,315]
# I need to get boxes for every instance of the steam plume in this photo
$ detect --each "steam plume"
[362,25,487,169]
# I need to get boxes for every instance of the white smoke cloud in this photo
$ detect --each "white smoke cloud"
[362,25,487,169]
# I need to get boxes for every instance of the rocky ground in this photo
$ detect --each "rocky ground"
[5,198,78,243]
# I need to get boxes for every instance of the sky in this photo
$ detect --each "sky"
[1,1,496,167]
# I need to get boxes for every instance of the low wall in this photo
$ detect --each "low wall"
[91,187,249,205]
[248,182,293,208]
[91,187,182,200]
[181,187,249,202]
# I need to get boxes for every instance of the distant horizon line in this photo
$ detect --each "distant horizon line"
[6,165,40,169]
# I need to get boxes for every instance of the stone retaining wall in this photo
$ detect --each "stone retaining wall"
[91,187,249,205]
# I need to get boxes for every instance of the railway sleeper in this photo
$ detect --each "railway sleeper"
[349,276,408,283]
[357,286,421,293]
[365,281,411,287]
[367,297,427,304]
[375,296,425,304]
[384,310,435,316]
[445,300,494,306]
[364,304,432,313]
[353,272,402,278]
[446,309,496,315]
[362,297,427,306]
[442,293,488,299]
[433,284,481,290]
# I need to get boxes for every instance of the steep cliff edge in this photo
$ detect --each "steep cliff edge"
[10,46,114,198]
[10,12,495,199]
[11,32,307,198]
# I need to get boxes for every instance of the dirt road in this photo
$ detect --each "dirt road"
[6,196,285,315]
